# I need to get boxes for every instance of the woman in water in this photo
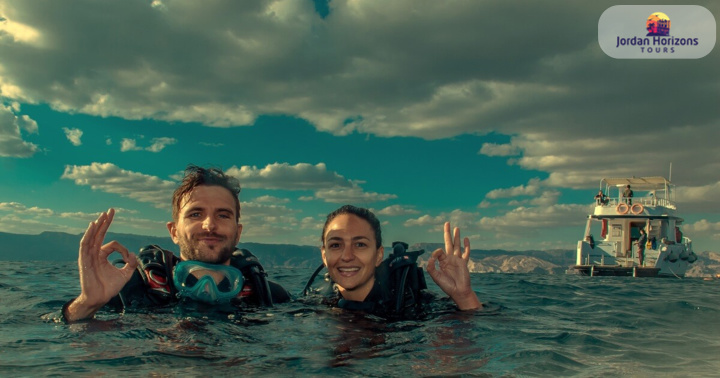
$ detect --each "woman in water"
[315,205,481,317]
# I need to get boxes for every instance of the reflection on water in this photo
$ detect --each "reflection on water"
[1,261,720,376]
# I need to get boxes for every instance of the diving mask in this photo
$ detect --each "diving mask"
[173,261,244,303]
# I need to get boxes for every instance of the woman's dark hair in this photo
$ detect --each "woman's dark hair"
[171,165,241,221]
[321,205,382,248]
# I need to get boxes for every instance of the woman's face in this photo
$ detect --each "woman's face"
[321,213,384,302]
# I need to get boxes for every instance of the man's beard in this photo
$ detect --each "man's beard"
[177,232,236,263]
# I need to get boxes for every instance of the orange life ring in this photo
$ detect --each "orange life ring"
[630,203,644,215]
[616,203,629,214]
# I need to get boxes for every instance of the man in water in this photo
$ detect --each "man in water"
[311,205,481,318]
[62,165,290,322]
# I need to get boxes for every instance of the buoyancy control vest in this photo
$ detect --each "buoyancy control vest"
[120,245,275,307]
[302,241,427,318]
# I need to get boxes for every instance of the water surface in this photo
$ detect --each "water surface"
[1,261,719,376]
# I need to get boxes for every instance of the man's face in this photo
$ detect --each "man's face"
[321,213,383,302]
[167,185,242,264]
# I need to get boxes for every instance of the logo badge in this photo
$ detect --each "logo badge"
[599,5,716,59]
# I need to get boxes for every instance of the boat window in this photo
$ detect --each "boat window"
[611,225,622,238]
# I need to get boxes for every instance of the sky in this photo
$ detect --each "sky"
[1,0,719,253]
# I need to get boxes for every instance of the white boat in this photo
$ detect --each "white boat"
[572,177,697,277]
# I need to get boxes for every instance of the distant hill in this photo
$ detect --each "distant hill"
[685,251,720,278]
[411,243,576,274]
[1,232,717,277]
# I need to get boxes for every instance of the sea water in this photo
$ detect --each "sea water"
[1,260,719,377]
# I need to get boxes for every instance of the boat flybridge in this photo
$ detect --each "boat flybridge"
[572,177,696,277]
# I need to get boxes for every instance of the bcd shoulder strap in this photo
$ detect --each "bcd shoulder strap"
[380,242,427,316]
[231,248,274,307]
[136,244,179,305]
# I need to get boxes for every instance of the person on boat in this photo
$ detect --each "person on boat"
[594,190,608,206]
[623,185,634,204]
[306,205,481,319]
[635,228,647,266]
[60,165,291,323]
[675,227,683,244]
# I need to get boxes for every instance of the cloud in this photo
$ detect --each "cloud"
[485,178,543,199]
[404,209,480,230]
[236,202,302,238]
[18,114,38,133]
[478,204,588,230]
[300,216,323,230]
[483,179,561,208]
[0,213,79,235]
[147,137,177,152]
[0,203,137,223]
[376,205,420,216]
[313,185,397,204]
[227,162,352,190]
[62,127,83,146]
[683,219,720,244]
[405,203,589,248]
[253,195,290,204]
[0,1,718,188]
[0,3,714,131]
[0,202,54,216]
[0,103,38,157]
[120,137,176,152]
[0,13,42,46]
[241,202,298,222]
[61,162,176,207]
[507,190,561,207]
[478,143,519,157]
[0,201,167,235]
[675,181,720,213]
[120,138,141,152]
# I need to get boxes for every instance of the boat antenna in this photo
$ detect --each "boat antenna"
[669,162,672,182]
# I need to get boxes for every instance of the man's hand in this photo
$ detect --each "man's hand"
[64,209,138,322]
[426,222,481,310]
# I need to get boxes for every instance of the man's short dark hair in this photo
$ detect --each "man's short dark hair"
[321,205,382,248]
[172,165,241,222]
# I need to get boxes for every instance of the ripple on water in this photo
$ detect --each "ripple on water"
[2,266,720,376]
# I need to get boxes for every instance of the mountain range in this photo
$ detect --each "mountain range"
[1,231,718,277]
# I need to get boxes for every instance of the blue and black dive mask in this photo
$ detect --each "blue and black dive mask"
[173,261,244,304]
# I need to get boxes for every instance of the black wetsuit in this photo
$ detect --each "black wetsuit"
[322,279,434,320]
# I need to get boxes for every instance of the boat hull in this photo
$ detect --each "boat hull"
[572,265,660,277]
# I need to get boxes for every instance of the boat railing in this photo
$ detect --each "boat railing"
[594,196,675,209]
[638,196,675,208]
[594,198,619,207]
